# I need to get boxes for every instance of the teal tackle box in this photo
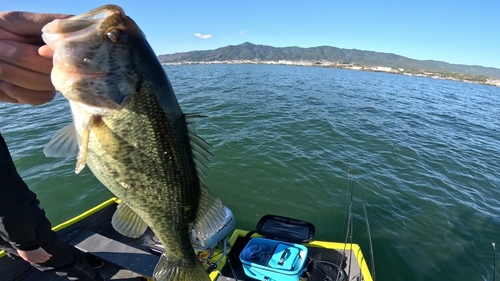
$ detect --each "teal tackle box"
[239,237,308,281]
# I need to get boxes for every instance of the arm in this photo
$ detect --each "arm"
[0,11,69,105]
[0,134,37,247]
[0,134,52,263]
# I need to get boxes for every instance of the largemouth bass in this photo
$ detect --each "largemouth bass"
[41,5,226,280]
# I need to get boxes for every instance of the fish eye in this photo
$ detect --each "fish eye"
[105,28,122,43]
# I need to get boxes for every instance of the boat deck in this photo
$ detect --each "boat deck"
[1,199,368,281]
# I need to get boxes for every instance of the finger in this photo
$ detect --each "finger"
[39,45,54,59]
[38,256,51,263]
[0,79,55,105]
[0,26,41,45]
[0,60,54,91]
[0,40,53,74]
[38,248,52,257]
[0,12,70,44]
[33,258,48,264]
[0,88,18,103]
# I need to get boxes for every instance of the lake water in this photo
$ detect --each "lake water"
[1,64,499,281]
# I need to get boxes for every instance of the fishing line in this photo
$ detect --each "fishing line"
[339,166,351,246]
[358,180,376,281]
[343,167,355,280]
[336,166,353,273]
[347,201,354,281]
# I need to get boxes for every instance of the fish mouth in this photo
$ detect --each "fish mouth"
[42,5,125,44]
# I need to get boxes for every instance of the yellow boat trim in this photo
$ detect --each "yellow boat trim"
[52,197,120,231]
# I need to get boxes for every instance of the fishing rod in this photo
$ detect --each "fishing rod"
[344,166,376,281]
[358,176,376,280]
[346,167,355,279]
[227,258,239,281]
[493,242,496,281]
[338,167,355,280]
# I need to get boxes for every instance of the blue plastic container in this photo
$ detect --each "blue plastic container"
[239,237,308,281]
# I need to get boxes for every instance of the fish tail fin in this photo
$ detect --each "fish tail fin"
[153,253,210,281]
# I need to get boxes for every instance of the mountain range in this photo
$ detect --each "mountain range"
[158,42,500,78]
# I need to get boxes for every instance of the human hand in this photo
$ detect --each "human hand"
[0,11,69,105]
[16,247,52,264]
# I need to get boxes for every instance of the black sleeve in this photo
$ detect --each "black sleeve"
[0,133,40,251]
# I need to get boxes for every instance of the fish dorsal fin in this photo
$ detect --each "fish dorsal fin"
[192,183,227,241]
[185,113,207,124]
[185,113,213,180]
[43,123,79,158]
[111,203,149,238]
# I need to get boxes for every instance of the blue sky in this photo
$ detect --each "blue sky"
[3,1,499,68]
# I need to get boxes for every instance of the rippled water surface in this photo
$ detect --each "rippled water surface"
[1,64,499,281]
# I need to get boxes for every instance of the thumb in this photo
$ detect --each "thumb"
[38,44,54,59]
[0,12,71,44]
[41,248,52,257]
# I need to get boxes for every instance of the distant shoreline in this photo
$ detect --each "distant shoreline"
[161,60,500,87]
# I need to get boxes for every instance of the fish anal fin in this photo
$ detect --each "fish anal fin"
[111,203,149,238]
[192,184,228,242]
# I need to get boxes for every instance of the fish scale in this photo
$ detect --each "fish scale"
[80,90,199,258]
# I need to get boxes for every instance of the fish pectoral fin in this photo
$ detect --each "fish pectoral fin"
[192,184,228,242]
[43,123,79,158]
[111,202,148,238]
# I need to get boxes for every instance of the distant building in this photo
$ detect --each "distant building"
[372,66,392,72]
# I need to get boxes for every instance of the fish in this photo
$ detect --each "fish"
[41,5,226,281]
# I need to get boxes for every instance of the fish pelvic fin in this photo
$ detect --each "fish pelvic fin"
[111,203,148,238]
[192,183,227,242]
[75,115,105,174]
[44,123,79,158]
[153,253,210,281]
